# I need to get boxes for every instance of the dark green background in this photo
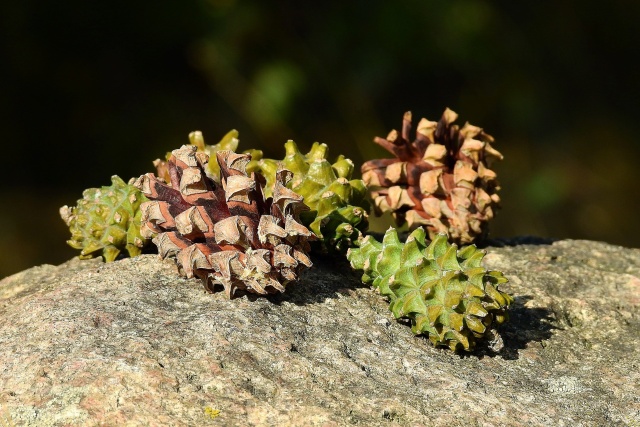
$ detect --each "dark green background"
[1,0,639,278]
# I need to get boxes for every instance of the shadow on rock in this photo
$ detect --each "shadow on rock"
[473,295,559,360]
[482,235,557,248]
[252,254,370,306]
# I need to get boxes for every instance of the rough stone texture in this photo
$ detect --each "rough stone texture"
[0,239,639,426]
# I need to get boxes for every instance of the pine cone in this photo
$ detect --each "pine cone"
[347,227,512,351]
[153,129,239,183]
[362,109,503,245]
[60,175,151,262]
[247,140,370,253]
[135,145,313,298]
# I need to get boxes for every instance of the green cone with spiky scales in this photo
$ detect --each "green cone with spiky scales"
[247,140,370,253]
[347,228,513,351]
[190,129,239,180]
[60,175,151,262]
[154,129,239,183]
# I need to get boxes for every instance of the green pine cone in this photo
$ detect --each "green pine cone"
[347,228,513,351]
[154,129,239,183]
[60,175,151,262]
[189,129,239,181]
[247,140,370,253]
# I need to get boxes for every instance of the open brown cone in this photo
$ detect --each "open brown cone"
[134,145,314,298]
[362,109,503,245]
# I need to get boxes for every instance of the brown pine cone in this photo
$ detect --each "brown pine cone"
[134,145,314,298]
[362,109,503,245]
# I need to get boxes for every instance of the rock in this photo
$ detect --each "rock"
[0,239,638,426]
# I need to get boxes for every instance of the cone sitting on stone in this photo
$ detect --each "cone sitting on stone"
[135,145,314,298]
[153,129,239,183]
[362,109,503,245]
[347,227,512,351]
[247,140,370,253]
[60,175,151,262]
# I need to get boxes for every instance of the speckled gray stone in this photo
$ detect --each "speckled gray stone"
[0,239,638,426]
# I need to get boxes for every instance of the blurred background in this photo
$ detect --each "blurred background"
[1,0,639,278]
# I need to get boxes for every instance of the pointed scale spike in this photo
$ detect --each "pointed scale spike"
[332,155,354,179]
[186,129,240,181]
[463,282,486,298]
[464,315,487,334]
[412,313,432,334]
[336,205,365,224]
[348,179,370,207]
[256,158,280,198]
[306,142,329,161]
[458,245,485,268]
[465,301,489,318]
[438,243,462,271]
[375,243,403,278]
[401,238,426,267]
[389,267,418,298]
[407,227,428,247]
[305,159,339,189]
[465,267,488,288]
[448,312,465,332]
[80,240,105,256]
[486,270,509,285]
[333,222,356,239]
[315,192,344,216]
[450,330,470,351]
[324,177,352,202]
[390,288,423,318]
[382,227,402,246]
[101,246,121,263]
[444,290,463,310]
[426,233,449,260]
[427,305,444,326]
[484,283,507,306]
[283,140,311,176]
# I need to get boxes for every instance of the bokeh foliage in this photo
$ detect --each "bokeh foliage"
[1,0,639,278]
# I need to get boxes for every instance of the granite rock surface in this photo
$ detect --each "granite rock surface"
[0,239,638,426]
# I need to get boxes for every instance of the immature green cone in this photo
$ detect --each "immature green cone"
[347,228,512,351]
[154,129,239,183]
[60,175,151,262]
[247,140,370,253]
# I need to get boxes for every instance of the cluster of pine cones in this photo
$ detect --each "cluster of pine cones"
[60,108,512,352]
